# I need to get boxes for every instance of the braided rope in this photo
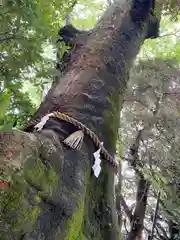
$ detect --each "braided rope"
[24,111,118,172]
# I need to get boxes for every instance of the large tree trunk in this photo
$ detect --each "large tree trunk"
[0,1,160,239]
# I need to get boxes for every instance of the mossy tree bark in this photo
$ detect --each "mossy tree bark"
[0,0,160,239]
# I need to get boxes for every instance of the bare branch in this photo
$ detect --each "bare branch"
[106,0,112,6]
[65,0,77,25]
[120,195,133,221]
[158,30,180,38]
[156,222,169,240]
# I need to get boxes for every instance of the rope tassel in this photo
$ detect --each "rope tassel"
[63,130,84,150]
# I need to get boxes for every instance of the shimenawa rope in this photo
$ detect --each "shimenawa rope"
[24,111,119,173]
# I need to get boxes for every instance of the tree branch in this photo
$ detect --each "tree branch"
[126,130,150,240]
[158,30,180,38]
[156,222,169,240]
[120,195,133,221]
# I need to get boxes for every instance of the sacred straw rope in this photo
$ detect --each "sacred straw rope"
[24,111,119,172]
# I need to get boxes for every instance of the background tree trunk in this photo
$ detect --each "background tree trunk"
[0,1,160,239]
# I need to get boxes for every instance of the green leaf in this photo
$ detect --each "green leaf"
[0,122,14,132]
[0,91,11,120]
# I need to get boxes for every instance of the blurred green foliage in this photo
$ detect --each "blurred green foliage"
[0,0,103,128]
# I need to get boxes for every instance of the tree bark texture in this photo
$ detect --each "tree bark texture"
[0,0,160,239]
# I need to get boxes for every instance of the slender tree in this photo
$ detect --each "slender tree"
[0,0,161,239]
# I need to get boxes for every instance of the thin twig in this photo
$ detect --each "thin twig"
[158,30,180,38]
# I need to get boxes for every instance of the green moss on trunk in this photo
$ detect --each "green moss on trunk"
[24,156,58,194]
[104,91,124,151]
[66,170,90,240]
[0,157,58,239]
[66,201,85,240]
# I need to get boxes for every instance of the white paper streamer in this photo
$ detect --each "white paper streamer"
[92,142,103,178]
[34,113,53,131]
